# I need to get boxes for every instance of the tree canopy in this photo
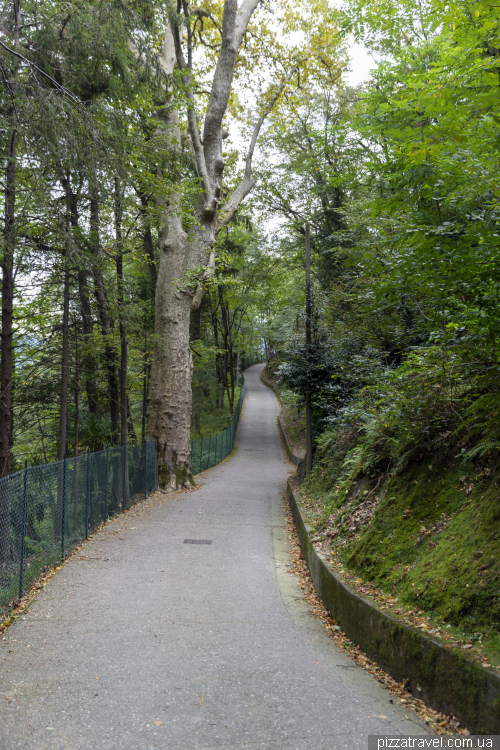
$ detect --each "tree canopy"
[1,0,499,487]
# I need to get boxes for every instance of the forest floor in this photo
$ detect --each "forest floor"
[0,364,433,749]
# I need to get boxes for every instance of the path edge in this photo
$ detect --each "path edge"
[260,372,301,466]
[286,480,500,734]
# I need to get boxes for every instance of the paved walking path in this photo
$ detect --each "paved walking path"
[0,364,431,750]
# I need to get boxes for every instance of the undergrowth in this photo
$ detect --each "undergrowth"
[190,386,242,439]
[292,344,500,665]
[262,369,306,452]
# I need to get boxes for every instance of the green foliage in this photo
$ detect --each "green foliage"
[262,0,500,469]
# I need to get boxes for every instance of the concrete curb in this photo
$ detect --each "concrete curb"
[260,373,302,466]
[287,480,500,734]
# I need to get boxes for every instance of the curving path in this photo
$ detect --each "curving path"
[0,364,431,750]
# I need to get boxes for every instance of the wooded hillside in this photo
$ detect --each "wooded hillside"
[1,0,499,663]
[258,0,500,668]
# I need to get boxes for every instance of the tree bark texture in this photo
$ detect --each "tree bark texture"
[146,111,196,489]
[146,2,289,491]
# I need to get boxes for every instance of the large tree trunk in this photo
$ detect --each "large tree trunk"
[145,33,198,490]
[146,2,283,490]
[147,216,197,489]
[148,215,216,491]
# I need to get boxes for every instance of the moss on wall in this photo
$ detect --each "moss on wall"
[300,454,500,666]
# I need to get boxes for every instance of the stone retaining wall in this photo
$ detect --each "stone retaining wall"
[287,481,500,734]
[260,373,302,466]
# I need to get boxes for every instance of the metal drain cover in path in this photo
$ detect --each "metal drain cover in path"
[183,539,212,545]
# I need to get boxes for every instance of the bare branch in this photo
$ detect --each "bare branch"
[0,39,81,105]
[216,62,300,232]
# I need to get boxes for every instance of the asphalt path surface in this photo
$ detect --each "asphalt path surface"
[0,363,432,749]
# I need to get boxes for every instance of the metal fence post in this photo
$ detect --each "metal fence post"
[154,439,158,490]
[61,455,67,561]
[144,442,148,500]
[199,436,203,474]
[214,433,218,469]
[122,443,127,510]
[104,445,109,519]
[18,460,28,600]
[85,450,90,540]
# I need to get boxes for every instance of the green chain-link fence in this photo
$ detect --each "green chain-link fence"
[0,373,251,618]
[190,376,246,474]
[0,440,158,619]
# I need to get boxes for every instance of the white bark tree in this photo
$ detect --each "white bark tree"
[146,0,340,491]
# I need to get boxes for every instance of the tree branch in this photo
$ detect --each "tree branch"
[216,62,300,232]
[234,0,261,46]
[0,39,81,105]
